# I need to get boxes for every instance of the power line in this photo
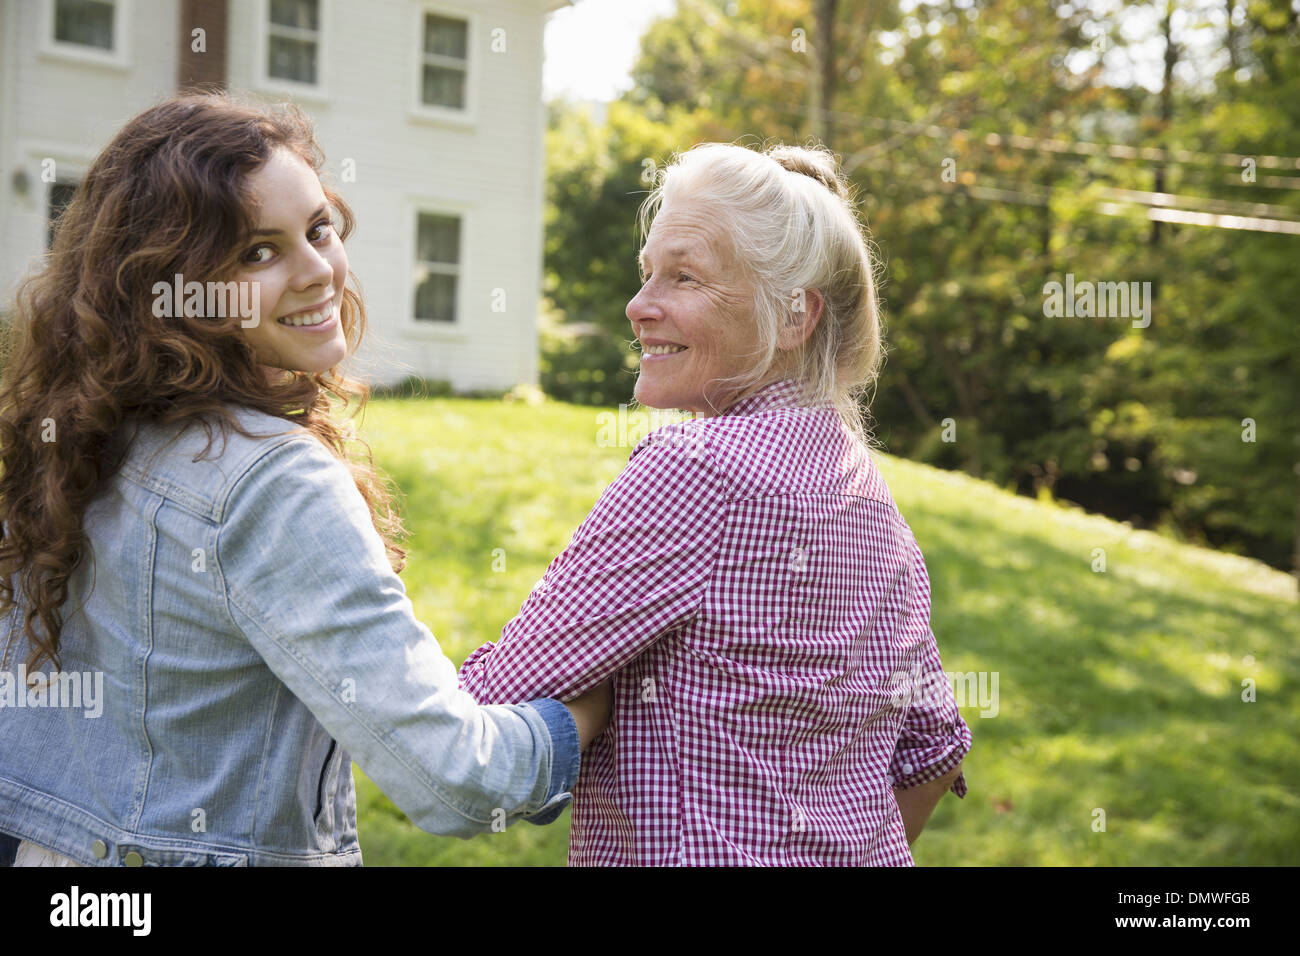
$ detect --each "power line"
[666,83,1300,228]
[701,85,1300,180]
[1099,202,1300,236]
[1094,185,1298,221]
[846,155,1300,235]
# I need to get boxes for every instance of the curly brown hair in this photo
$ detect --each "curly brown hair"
[0,91,408,673]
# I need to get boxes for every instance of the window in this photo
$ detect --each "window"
[53,0,114,50]
[41,0,129,67]
[413,213,461,323]
[47,181,79,250]
[421,13,467,109]
[267,0,320,85]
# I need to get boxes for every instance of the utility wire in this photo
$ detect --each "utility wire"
[847,154,1300,235]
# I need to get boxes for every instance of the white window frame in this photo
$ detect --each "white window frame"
[40,0,131,70]
[254,0,329,104]
[404,201,471,336]
[18,141,94,253]
[409,4,475,130]
[45,177,82,248]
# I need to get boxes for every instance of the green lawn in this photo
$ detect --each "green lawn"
[348,396,1300,866]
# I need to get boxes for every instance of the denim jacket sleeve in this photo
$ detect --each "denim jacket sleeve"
[215,435,579,837]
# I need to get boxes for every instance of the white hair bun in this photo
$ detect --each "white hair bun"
[766,144,850,201]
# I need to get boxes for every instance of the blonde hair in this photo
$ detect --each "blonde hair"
[637,141,885,443]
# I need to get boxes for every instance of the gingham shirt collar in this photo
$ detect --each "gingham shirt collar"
[720,378,813,418]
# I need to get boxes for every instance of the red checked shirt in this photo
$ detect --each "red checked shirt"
[458,379,972,865]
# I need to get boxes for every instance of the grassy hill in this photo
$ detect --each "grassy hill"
[348,396,1299,866]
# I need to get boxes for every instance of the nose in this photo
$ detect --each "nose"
[626,277,664,331]
[292,241,336,294]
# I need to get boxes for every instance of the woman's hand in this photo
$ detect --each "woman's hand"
[893,763,963,846]
[563,680,613,750]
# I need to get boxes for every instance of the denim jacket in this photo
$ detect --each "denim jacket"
[0,404,579,866]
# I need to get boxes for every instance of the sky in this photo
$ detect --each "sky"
[542,0,678,102]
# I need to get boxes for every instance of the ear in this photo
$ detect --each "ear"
[778,288,823,349]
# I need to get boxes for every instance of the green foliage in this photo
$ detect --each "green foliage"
[351,396,1300,866]
[537,310,637,407]
[369,376,522,402]
[543,98,703,342]
[539,97,708,410]
[370,376,454,400]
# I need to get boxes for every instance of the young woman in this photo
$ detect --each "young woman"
[0,92,609,867]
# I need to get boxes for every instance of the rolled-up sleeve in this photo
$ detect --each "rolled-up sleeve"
[459,425,727,705]
[216,436,579,837]
[522,697,581,825]
[888,528,973,797]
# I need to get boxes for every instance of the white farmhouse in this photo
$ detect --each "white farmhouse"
[0,0,572,392]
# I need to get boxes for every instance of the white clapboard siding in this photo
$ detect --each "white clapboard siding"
[0,0,181,300]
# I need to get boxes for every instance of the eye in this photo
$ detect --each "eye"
[678,272,694,283]
[242,218,334,265]
[243,244,273,265]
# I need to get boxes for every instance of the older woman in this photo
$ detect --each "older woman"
[459,142,971,866]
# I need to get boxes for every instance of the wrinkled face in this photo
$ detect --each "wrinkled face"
[626,200,759,415]
[230,147,348,378]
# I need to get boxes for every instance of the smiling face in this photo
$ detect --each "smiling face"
[229,147,348,378]
[626,200,761,415]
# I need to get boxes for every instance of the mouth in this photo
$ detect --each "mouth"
[640,343,688,360]
[276,300,338,331]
